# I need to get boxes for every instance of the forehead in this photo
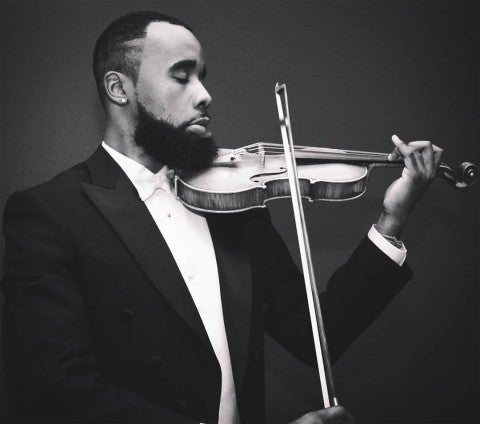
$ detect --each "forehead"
[141,21,204,68]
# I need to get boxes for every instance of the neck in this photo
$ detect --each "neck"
[103,120,164,173]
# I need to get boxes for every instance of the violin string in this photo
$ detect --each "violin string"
[261,142,389,155]
[263,144,389,158]
[263,147,389,160]
[242,142,391,161]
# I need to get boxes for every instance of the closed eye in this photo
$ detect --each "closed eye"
[173,75,189,84]
[169,59,205,84]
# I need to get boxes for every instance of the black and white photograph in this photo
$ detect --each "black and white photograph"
[0,1,478,423]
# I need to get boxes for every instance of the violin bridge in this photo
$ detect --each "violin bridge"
[259,143,266,167]
[173,175,179,198]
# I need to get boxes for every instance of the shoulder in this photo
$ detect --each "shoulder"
[4,160,91,220]
[29,160,90,196]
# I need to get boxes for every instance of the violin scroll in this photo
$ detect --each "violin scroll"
[438,162,477,188]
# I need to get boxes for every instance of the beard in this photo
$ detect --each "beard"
[133,101,218,171]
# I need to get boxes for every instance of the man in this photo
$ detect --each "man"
[1,11,442,424]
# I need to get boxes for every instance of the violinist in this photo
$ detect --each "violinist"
[2,11,443,424]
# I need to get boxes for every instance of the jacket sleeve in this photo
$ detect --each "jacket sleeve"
[1,190,195,423]
[261,210,412,366]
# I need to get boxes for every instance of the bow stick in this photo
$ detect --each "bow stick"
[275,83,338,408]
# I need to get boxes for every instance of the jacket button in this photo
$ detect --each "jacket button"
[120,309,134,323]
[149,355,163,367]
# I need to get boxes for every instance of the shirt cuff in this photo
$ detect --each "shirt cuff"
[368,224,407,266]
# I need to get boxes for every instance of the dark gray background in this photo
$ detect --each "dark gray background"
[1,1,478,423]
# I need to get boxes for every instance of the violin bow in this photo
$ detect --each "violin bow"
[275,83,338,408]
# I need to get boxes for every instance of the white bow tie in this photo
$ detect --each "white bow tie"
[135,167,173,201]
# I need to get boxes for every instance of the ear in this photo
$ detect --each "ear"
[104,71,131,106]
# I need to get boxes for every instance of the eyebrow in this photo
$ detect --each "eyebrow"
[169,59,207,80]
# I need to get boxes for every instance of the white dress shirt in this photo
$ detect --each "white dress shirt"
[102,141,407,423]
[368,225,407,266]
[102,142,240,424]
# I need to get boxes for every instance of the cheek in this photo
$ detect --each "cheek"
[136,83,186,125]
[136,83,164,113]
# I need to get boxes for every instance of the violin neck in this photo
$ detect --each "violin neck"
[295,150,400,164]
[244,142,403,164]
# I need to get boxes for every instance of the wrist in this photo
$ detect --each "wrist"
[375,211,407,238]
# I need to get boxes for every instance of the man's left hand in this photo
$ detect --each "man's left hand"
[376,134,443,237]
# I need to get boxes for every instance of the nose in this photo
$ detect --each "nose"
[195,81,212,110]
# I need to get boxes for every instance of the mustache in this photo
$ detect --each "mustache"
[188,113,210,123]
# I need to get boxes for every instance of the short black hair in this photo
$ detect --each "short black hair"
[93,11,193,103]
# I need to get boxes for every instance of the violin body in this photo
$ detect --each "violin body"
[174,142,477,214]
[175,146,376,213]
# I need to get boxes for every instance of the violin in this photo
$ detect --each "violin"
[173,83,477,409]
[173,141,477,214]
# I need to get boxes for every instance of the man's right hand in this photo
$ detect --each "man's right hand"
[290,406,355,424]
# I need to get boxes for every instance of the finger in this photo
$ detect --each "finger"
[388,146,402,161]
[394,137,435,174]
[388,134,405,161]
[407,141,433,171]
[405,140,443,171]
[391,135,419,173]
[405,140,433,149]
[421,142,434,174]
[412,149,427,174]
[432,144,444,168]
[405,141,429,175]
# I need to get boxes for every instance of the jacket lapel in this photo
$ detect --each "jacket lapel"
[207,214,253,392]
[82,146,214,356]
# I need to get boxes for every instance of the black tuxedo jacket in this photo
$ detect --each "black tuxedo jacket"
[2,146,412,423]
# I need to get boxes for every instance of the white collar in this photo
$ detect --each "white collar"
[102,141,172,201]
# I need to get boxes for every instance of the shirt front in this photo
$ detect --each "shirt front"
[102,142,240,424]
